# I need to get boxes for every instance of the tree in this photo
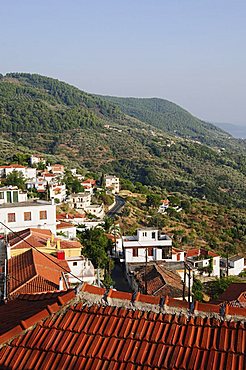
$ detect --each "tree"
[5,170,25,190]
[192,279,203,301]
[146,193,162,208]
[78,227,110,269]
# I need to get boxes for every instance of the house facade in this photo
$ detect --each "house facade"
[66,256,95,285]
[186,248,220,277]
[0,188,56,235]
[105,175,120,194]
[122,228,173,269]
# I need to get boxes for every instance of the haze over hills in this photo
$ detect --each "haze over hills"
[0,72,246,207]
[214,122,246,139]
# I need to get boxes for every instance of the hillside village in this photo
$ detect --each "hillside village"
[0,154,245,369]
[0,155,245,306]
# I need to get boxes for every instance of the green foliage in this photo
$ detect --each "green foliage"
[104,96,232,146]
[192,279,204,302]
[206,276,240,299]
[64,170,84,194]
[1,73,246,209]
[146,193,162,208]
[5,170,25,190]
[78,227,110,269]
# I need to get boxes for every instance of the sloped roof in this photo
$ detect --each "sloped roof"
[56,212,86,220]
[7,248,70,296]
[8,228,81,251]
[0,290,75,344]
[216,283,246,304]
[0,284,245,369]
[134,263,185,298]
[56,221,75,230]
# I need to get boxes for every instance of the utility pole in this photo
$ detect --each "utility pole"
[3,232,8,302]
[182,263,186,301]
[144,246,148,294]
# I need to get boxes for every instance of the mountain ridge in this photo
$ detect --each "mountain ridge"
[0,72,246,207]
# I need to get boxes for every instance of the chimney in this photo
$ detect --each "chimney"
[59,277,63,291]
[51,197,55,205]
[46,238,51,248]
[56,239,61,250]
[51,233,55,243]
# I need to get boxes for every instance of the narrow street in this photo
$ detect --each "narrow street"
[111,261,132,292]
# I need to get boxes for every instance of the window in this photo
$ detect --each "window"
[8,213,16,222]
[152,232,156,239]
[148,247,154,257]
[0,192,4,200]
[73,262,77,266]
[24,212,31,221]
[143,232,147,237]
[162,247,171,259]
[40,210,47,220]
[133,248,138,257]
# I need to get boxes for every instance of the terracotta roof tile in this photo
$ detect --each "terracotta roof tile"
[0,284,245,369]
[0,290,75,345]
[7,248,70,296]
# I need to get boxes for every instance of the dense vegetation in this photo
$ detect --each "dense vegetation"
[1,73,246,209]
[102,96,232,146]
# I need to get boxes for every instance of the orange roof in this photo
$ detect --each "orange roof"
[56,212,86,220]
[7,248,70,297]
[8,228,81,251]
[82,178,96,185]
[186,248,200,257]
[0,283,245,369]
[0,164,26,169]
[57,221,75,230]
[0,290,75,345]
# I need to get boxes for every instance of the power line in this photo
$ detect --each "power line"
[0,221,84,285]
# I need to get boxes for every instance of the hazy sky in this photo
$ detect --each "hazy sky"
[1,0,246,125]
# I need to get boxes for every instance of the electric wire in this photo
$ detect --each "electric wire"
[0,221,84,284]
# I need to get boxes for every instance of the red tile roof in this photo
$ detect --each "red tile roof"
[0,164,25,169]
[7,248,70,297]
[56,212,86,220]
[56,221,75,230]
[214,283,246,305]
[0,290,75,345]
[7,228,81,251]
[134,263,185,299]
[0,285,245,369]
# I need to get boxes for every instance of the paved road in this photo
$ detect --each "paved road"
[111,262,132,292]
[107,195,125,218]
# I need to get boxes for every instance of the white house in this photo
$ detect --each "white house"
[122,228,173,270]
[49,184,67,203]
[0,187,56,235]
[66,256,95,285]
[186,248,220,277]
[30,155,46,166]
[158,199,170,214]
[85,204,105,219]
[71,193,91,210]
[0,165,36,181]
[0,187,27,205]
[56,221,77,239]
[220,256,245,276]
[105,175,120,194]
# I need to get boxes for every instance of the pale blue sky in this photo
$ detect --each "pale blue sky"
[1,0,246,125]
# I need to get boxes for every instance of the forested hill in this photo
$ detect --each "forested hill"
[102,96,231,146]
[1,72,246,208]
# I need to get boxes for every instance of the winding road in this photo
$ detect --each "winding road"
[107,195,125,218]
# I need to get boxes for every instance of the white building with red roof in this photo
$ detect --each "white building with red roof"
[186,248,220,277]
